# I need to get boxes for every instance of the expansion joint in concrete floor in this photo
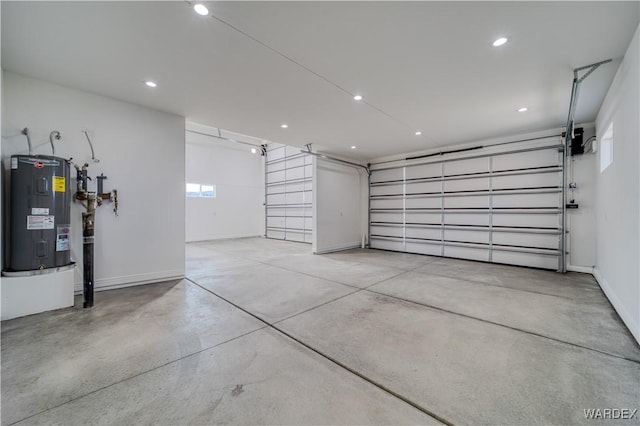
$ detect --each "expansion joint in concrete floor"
[360,288,640,365]
[190,249,640,365]
[5,325,269,426]
[410,269,579,301]
[185,277,456,426]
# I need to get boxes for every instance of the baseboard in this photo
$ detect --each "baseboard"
[186,235,263,243]
[567,265,594,274]
[314,243,361,255]
[74,269,185,294]
[593,268,640,345]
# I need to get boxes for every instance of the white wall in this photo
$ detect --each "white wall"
[313,158,363,254]
[594,25,640,344]
[185,123,264,242]
[566,124,596,272]
[2,71,185,292]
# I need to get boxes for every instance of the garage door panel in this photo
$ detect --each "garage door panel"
[406,181,441,194]
[371,198,403,209]
[405,227,441,240]
[444,246,490,262]
[492,213,559,229]
[445,229,490,244]
[286,156,305,168]
[266,170,286,183]
[445,157,489,176]
[493,232,559,250]
[406,212,441,224]
[371,225,404,238]
[492,250,558,270]
[304,217,313,231]
[285,146,301,157]
[493,192,560,208]
[405,242,441,256]
[371,168,403,183]
[286,167,308,181]
[266,183,285,195]
[267,193,286,205]
[266,146,285,161]
[266,161,286,173]
[266,230,285,240]
[285,217,306,230]
[444,213,489,226]
[371,212,403,223]
[267,217,285,228]
[493,149,560,171]
[371,238,404,251]
[369,145,564,270]
[444,196,489,208]
[492,173,560,190]
[267,203,285,212]
[286,231,307,242]
[285,181,306,193]
[406,163,441,180]
[406,197,440,209]
[266,144,312,243]
[286,206,312,217]
[371,184,404,196]
[444,177,489,192]
[285,191,306,205]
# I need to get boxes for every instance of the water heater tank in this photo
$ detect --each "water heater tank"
[9,155,72,271]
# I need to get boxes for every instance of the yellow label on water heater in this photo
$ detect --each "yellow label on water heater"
[53,176,66,192]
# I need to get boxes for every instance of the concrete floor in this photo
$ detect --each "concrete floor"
[2,237,639,425]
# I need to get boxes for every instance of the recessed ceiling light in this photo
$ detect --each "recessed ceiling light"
[492,37,508,47]
[250,148,258,154]
[145,81,157,88]
[194,4,209,16]
[517,107,528,112]
[353,95,363,101]
[281,124,288,129]
[351,145,357,149]
[415,131,422,136]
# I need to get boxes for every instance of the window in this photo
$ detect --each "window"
[600,122,613,172]
[200,185,215,197]
[186,183,216,198]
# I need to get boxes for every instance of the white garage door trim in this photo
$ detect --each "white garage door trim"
[369,137,566,271]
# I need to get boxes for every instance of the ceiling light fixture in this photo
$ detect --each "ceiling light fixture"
[194,4,209,16]
[281,124,288,129]
[353,95,363,101]
[492,37,508,47]
[415,131,422,136]
[351,145,357,149]
[145,81,157,88]
[251,148,258,154]
[517,107,528,112]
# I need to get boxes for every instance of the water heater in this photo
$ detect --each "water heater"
[9,155,72,271]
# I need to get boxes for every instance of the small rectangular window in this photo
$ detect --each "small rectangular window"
[600,122,613,172]
[186,183,216,198]
[186,183,201,197]
[200,185,216,198]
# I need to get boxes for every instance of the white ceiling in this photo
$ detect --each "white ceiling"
[2,1,638,160]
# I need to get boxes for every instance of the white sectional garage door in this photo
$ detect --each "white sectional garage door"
[265,143,313,243]
[369,138,565,270]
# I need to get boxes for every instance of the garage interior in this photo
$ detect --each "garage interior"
[1,2,639,425]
